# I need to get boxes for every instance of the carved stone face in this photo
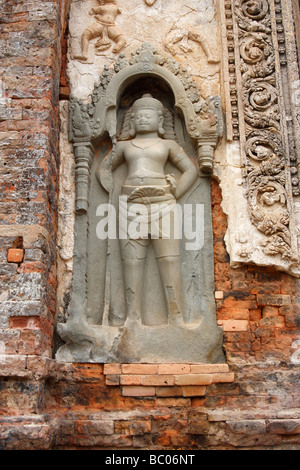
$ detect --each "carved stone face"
[246,0,261,15]
[133,108,161,134]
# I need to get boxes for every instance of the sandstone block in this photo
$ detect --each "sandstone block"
[181,386,207,397]
[155,386,182,397]
[175,374,213,386]
[106,375,120,386]
[227,419,266,434]
[141,375,175,386]
[158,364,191,374]
[114,420,151,436]
[75,420,114,436]
[266,419,300,434]
[215,291,224,300]
[257,294,291,307]
[122,364,158,375]
[121,386,156,397]
[190,364,229,374]
[211,372,235,383]
[120,375,142,386]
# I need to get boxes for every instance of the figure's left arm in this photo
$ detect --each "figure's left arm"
[168,141,198,199]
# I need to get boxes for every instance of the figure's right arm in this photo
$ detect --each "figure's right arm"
[95,142,125,193]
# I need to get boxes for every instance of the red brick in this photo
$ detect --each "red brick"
[217,320,248,331]
[249,309,262,321]
[262,306,279,317]
[218,308,249,320]
[17,262,45,274]
[7,248,24,263]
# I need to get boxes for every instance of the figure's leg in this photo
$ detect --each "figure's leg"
[75,24,103,61]
[120,238,148,321]
[187,29,219,64]
[164,31,185,56]
[152,238,183,322]
[108,26,126,53]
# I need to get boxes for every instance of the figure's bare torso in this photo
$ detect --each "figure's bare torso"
[94,5,119,24]
[121,139,170,186]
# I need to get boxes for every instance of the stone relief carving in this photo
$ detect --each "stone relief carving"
[164,25,220,64]
[222,0,298,262]
[74,0,126,62]
[96,94,198,323]
[56,43,225,363]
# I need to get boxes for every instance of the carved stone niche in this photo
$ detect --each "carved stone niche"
[56,43,225,364]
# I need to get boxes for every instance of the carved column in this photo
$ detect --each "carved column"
[220,0,299,264]
[74,143,94,213]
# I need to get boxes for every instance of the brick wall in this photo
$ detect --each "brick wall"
[0,0,300,451]
[0,0,61,358]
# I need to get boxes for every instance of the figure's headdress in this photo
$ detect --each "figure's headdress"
[132,94,164,114]
[118,94,177,141]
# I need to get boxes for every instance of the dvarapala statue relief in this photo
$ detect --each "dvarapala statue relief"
[96,94,198,324]
[56,43,225,364]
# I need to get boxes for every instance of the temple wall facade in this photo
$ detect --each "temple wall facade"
[0,0,300,450]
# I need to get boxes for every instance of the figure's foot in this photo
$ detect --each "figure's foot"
[112,38,126,54]
[74,54,89,62]
[95,40,111,53]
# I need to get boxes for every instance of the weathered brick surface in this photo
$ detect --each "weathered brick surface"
[0,0,61,358]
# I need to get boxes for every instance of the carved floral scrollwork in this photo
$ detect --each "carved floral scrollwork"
[233,0,294,260]
[246,155,291,259]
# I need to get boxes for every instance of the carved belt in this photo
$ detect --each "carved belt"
[121,185,171,201]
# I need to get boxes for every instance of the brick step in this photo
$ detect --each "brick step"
[104,363,234,397]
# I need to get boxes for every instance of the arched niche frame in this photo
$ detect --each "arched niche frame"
[56,43,225,364]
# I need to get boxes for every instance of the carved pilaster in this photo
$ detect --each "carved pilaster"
[74,143,94,213]
[221,0,298,262]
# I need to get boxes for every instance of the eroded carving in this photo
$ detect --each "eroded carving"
[164,25,220,64]
[74,0,126,62]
